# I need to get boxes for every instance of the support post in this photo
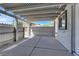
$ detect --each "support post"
[71,4,76,54]
[14,18,18,41]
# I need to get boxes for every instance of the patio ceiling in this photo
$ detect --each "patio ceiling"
[0,3,67,21]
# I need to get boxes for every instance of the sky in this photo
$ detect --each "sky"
[0,13,50,25]
[0,13,49,25]
[0,13,14,24]
[32,21,49,25]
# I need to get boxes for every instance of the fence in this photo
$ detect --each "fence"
[0,24,24,46]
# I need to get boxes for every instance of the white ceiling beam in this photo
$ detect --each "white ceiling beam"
[23,16,56,20]
[14,10,60,16]
[12,4,64,12]
[22,14,57,18]
[26,17,55,22]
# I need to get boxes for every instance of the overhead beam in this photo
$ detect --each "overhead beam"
[23,16,56,20]
[22,14,57,18]
[12,4,65,12]
[24,18,56,21]
[26,17,55,22]
[21,13,59,16]
[14,10,61,16]
[4,3,63,9]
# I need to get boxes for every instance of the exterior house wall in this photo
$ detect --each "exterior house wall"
[75,4,79,55]
[55,4,72,52]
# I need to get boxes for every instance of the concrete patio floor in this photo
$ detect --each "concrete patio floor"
[0,36,72,56]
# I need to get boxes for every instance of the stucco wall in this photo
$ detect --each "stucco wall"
[17,27,24,40]
[55,4,72,52]
[0,24,24,46]
[75,4,79,55]
[31,27,55,36]
[0,25,14,46]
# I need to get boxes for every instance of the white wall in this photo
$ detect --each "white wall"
[31,27,55,36]
[55,17,59,37]
[55,4,72,52]
[75,4,79,55]
[23,22,30,37]
[0,25,14,46]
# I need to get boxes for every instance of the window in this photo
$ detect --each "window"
[59,10,67,30]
